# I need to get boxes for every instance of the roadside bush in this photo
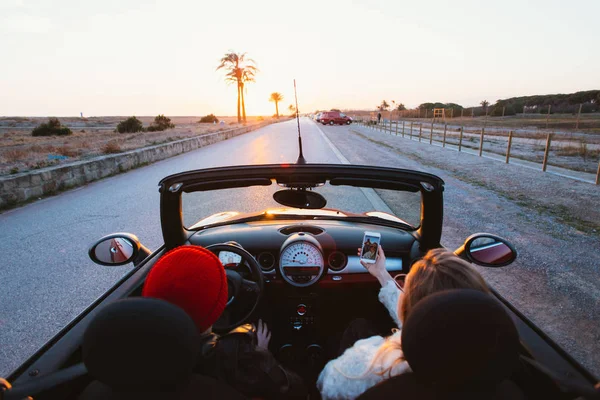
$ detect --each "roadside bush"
[581,103,597,113]
[56,146,79,157]
[102,141,122,154]
[490,105,516,116]
[257,116,265,121]
[31,117,72,137]
[117,116,144,133]
[199,114,219,123]
[147,114,175,132]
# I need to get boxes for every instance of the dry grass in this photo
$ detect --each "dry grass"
[56,146,80,157]
[555,142,600,159]
[348,112,600,135]
[2,149,28,163]
[102,141,122,154]
[0,116,270,175]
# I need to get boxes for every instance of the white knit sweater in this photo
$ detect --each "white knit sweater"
[317,281,410,400]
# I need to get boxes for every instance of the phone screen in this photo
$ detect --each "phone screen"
[360,234,381,261]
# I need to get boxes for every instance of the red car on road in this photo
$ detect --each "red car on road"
[320,111,353,125]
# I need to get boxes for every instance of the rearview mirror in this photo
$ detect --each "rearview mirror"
[455,233,517,267]
[273,189,327,209]
[88,233,149,266]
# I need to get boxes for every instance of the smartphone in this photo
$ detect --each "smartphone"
[360,231,381,263]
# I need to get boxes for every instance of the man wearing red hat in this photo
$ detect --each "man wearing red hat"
[142,245,307,399]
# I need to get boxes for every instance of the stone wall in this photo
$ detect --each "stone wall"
[0,121,274,210]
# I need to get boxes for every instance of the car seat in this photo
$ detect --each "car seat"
[357,289,524,399]
[78,297,247,400]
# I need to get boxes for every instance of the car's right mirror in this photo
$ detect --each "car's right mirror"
[455,233,517,267]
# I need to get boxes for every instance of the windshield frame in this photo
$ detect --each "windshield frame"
[158,163,444,251]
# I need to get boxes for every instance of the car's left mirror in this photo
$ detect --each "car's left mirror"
[88,233,148,266]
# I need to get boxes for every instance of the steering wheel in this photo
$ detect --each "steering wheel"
[205,243,264,332]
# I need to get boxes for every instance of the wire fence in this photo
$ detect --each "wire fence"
[352,118,600,185]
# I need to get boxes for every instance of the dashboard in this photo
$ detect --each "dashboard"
[188,219,417,287]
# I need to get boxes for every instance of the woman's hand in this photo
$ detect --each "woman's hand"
[357,245,394,287]
[256,319,272,351]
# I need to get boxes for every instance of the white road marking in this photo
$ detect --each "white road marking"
[311,121,395,214]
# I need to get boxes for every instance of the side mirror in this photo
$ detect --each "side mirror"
[88,233,150,266]
[455,233,517,267]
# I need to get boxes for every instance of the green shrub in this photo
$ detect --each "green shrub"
[117,116,144,133]
[199,114,219,123]
[490,105,516,116]
[31,117,72,137]
[147,114,175,132]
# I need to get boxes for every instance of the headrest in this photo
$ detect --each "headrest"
[401,289,519,388]
[142,245,228,333]
[83,297,200,391]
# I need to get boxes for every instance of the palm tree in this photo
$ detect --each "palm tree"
[288,104,296,116]
[216,52,257,123]
[480,100,490,115]
[240,67,257,123]
[377,100,390,111]
[270,92,284,119]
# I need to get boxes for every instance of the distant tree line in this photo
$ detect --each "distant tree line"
[415,90,599,117]
[492,90,600,115]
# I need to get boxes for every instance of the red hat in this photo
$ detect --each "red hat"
[142,246,227,333]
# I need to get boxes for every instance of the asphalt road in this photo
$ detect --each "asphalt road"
[0,119,343,377]
[1,118,597,378]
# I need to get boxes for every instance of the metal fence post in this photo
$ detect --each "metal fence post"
[410,122,413,140]
[402,121,405,137]
[419,124,422,142]
[395,119,398,135]
[506,131,513,163]
[542,133,552,172]
[478,128,485,156]
[442,124,447,147]
[458,127,464,152]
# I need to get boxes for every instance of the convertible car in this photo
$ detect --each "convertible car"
[2,163,599,399]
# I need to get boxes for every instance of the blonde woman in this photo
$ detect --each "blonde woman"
[317,246,490,400]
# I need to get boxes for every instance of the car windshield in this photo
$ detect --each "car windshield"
[182,184,421,229]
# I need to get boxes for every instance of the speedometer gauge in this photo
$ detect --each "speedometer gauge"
[281,242,323,267]
[219,251,242,266]
[279,233,325,287]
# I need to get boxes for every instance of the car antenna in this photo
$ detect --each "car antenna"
[294,79,307,164]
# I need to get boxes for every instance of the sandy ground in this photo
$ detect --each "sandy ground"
[0,116,268,176]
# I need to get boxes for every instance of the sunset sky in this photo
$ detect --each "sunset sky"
[1,0,599,117]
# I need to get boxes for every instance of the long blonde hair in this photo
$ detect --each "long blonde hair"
[336,248,490,379]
